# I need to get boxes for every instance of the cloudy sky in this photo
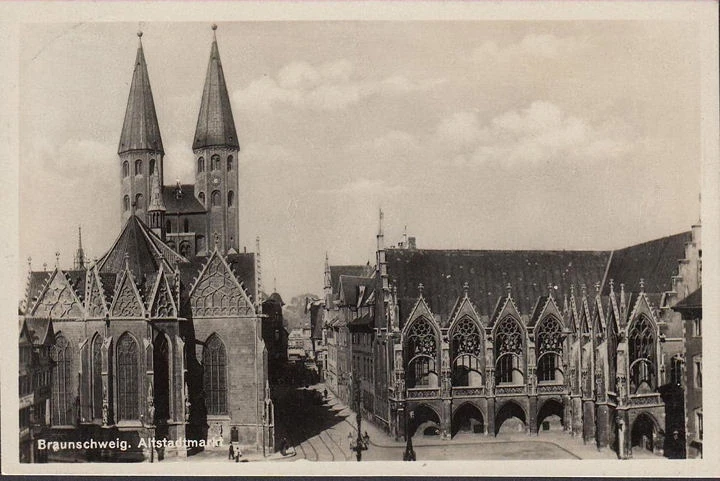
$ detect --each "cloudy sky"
[19,21,701,299]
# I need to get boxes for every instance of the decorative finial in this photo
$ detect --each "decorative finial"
[581,283,586,297]
[27,256,32,270]
[639,278,645,293]
[463,282,469,298]
[548,282,554,296]
[506,282,512,296]
[212,23,217,31]
[609,279,615,293]
[214,232,220,249]
[594,281,600,293]
[570,284,575,297]
[43,262,47,272]
[418,282,424,297]
[137,30,143,38]
[55,251,60,267]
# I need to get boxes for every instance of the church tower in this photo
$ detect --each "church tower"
[193,25,240,254]
[118,31,164,226]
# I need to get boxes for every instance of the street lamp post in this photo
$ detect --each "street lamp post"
[353,376,363,462]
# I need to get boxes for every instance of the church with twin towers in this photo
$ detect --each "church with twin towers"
[20,26,273,461]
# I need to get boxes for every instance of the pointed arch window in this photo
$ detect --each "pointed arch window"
[166,220,172,233]
[199,192,206,206]
[211,190,221,207]
[536,317,564,383]
[451,317,483,387]
[211,154,221,171]
[227,191,234,207]
[183,218,189,233]
[197,157,205,173]
[91,334,103,420]
[135,193,144,211]
[123,195,130,212]
[179,241,191,258]
[494,317,524,385]
[135,159,143,176]
[405,318,438,388]
[203,334,227,415]
[149,159,156,176]
[51,334,73,426]
[629,316,656,394]
[122,161,129,178]
[116,333,139,421]
[227,155,233,171]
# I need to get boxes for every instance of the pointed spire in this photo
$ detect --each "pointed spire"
[193,24,239,150]
[74,225,86,270]
[148,173,166,212]
[118,31,164,154]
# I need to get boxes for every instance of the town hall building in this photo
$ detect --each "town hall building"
[20,26,273,461]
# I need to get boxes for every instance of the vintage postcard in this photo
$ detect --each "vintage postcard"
[1,1,718,477]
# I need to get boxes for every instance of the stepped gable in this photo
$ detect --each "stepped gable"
[162,184,207,215]
[602,231,692,296]
[387,249,611,323]
[98,215,187,280]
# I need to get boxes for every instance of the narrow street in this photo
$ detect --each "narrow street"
[272,383,636,462]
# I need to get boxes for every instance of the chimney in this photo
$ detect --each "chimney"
[408,237,417,250]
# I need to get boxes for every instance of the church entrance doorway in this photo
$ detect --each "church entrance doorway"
[411,404,441,437]
[537,399,564,434]
[631,413,656,453]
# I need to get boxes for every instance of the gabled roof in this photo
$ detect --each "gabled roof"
[387,249,610,323]
[162,185,207,215]
[98,215,187,280]
[329,265,368,296]
[603,231,691,296]
[338,275,375,307]
[118,35,164,154]
[177,252,256,305]
[193,31,239,150]
[673,287,702,313]
[24,318,55,346]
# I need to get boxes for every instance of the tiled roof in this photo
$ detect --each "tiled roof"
[673,287,702,312]
[24,271,52,311]
[162,185,207,214]
[329,265,367,296]
[387,249,611,324]
[193,36,239,150]
[118,38,164,154]
[603,231,691,295]
[348,313,373,330]
[338,275,375,307]
[98,215,187,280]
[24,318,55,346]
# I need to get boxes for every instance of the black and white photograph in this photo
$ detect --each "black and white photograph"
[1,1,718,477]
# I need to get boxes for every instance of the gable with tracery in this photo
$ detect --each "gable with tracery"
[110,271,145,318]
[85,269,109,318]
[150,272,177,318]
[31,270,84,319]
[190,252,254,317]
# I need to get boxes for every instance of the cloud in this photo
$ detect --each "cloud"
[471,33,587,62]
[346,101,632,169]
[233,60,444,112]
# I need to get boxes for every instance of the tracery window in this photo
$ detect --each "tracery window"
[203,334,227,415]
[91,334,103,420]
[494,317,524,385]
[451,318,483,386]
[183,218,189,233]
[179,241,191,258]
[51,334,73,425]
[116,333,139,421]
[536,317,564,383]
[405,318,438,388]
[166,220,172,233]
[197,157,205,173]
[628,316,656,393]
[211,154,221,171]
